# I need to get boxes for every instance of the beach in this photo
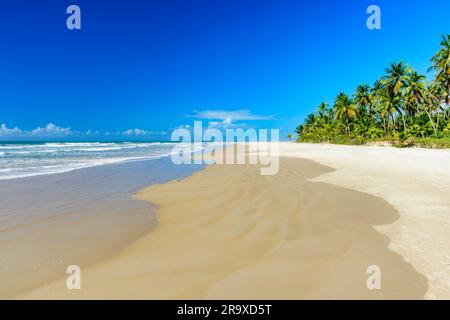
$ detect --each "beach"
[3,0,450,303]
[278,143,450,299]
[12,142,450,299]
[0,146,204,298]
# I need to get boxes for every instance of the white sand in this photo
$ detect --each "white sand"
[278,142,450,299]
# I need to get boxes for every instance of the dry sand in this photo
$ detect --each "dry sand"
[277,143,450,299]
[17,151,430,299]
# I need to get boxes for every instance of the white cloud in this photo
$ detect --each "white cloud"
[85,129,101,136]
[175,124,191,130]
[0,123,74,138]
[122,128,153,136]
[0,124,22,136]
[207,119,249,130]
[30,123,73,136]
[0,123,182,141]
[190,109,273,121]
[186,110,272,131]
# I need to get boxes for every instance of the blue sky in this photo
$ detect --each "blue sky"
[0,0,449,141]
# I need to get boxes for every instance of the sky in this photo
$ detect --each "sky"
[0,0,449,141]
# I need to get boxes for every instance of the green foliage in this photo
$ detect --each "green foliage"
[296,35,450,149]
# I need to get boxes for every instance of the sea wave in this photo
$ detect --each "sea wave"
[0,142,202,180]
[0,154,172,180]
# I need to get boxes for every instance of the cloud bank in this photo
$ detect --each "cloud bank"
[0,123,167,140]
[1,109,273,140]
[0,123,74,139]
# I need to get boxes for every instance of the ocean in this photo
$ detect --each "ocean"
[0,141,183,180]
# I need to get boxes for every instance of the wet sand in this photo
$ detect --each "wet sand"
[278,142,450,299]
[17,156,427,299]
[0,157,203,298]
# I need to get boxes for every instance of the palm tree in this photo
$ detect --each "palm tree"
[422,83,440,134]
[305,113,316,126]
[317,102,329,119]
[371,79,388,132]
[334,92,357,135]
[405,70,427,116]
[372,79,384,93]
[429,35,450,104]
[383,61,411,95]
[297,35,450,144]
[383,61,411,132]
[355,84,372,115]
[379,89,399,132]
[296,124,305,136]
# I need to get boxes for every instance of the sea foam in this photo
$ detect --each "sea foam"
[0,142,178,180]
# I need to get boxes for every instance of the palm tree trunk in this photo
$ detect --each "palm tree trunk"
[401,113,407,133]
[424,108,437,135]
[437,111,440,129]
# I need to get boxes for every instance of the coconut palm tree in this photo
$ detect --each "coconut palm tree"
[305,113,316,126]
[405,70,427,116]
[422,83,441,134]
[383,61,411,132]
[383,61,411,95]
[317,102,329,119]
[297,35,450,144]
[429,34,450,104]
[379,89,399,132]
[355,84,372,116]
[370,79,387,131]
[334,92,357,135]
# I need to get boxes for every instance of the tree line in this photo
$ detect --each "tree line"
[296,35,450,147]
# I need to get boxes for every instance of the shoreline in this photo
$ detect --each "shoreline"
[0,156,204,298]
[278,142,450,298]
[15,147,434,299]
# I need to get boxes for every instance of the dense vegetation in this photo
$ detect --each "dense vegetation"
[296,35,450,148]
